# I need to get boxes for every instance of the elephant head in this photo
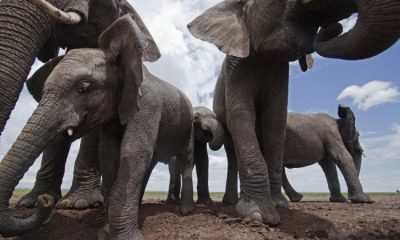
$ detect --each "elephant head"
[193,107,224,151]
[338,104,363,176]
[0,15,160,237]
[188,0,399,61]
[0,0,152,136]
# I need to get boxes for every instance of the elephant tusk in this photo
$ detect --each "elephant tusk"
[306,54,314,69]
[30,0,82,25]
[67,128,74,137]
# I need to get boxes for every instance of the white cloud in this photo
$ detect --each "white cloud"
[337,81,400,110]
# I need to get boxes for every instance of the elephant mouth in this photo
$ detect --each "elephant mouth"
[203,130,213,143]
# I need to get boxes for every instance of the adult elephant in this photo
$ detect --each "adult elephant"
[0,0,155,209]
[283,105,367,203]
[188,0,400,225]
[167,106,224,205]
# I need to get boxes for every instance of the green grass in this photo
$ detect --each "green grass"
[12,189,400,198]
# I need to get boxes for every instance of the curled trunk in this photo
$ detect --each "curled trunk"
[314,0,400,59]
[0,96,61,237]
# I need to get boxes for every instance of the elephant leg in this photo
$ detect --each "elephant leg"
[167,156,181,204]
[179,132,195,215]
[258,86,289,209]
[195,141,212,205]
[227,99,279,226]
[17,135,71,208]
[97,121,122,223]
[57,130,103,209]
[139,158,158,204]
[318,158,347,202]
[327,143,373,203]
[282,169,303,202]
[222,135,239,205]
[102,114,160,240]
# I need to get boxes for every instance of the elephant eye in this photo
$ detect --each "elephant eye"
[77,81,92,94]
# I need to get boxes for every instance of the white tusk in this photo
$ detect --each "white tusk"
[67,128,74,137]
[306,54,314,69]
[30,0,82,25]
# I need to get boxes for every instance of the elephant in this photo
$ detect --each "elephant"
[0,0,154,210]
[0,15,197,238]
[283,105,368,203]
[167,106,224,205]
[187,0,399,225]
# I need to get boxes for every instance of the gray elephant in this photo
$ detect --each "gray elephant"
[167,106,224,205]
[188,0,399,225]
[283,105,368,203]
[0,0,152,210]
[0,15,196,239]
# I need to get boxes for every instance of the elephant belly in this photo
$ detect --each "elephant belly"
[284,126,325,168]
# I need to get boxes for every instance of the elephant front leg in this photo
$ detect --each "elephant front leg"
[318,158,347,202]
[223,136,239,205]
[194,141,212,205]
[57,130,103,209]
[17,135,70,208]
[167,156,181,204]
[328,144,374,203]
[227,103,280,226]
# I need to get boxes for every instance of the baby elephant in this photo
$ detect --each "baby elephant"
[283,105,372,203]
[167,106,224,205]
[0,15,195,239]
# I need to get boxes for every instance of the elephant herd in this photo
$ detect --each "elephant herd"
[0,0,398,239]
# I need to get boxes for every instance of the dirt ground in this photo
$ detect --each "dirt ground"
[1,195,399,240]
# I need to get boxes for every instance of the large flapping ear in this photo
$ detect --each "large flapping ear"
[98,14,161,125]
[27,56,64,102]
[187,0,250,58]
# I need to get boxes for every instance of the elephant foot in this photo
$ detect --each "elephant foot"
[180,198,195,215]
[56,187,103,209]
[329,194,347,203]
[166,194,179,204]
[222,191,239,205]
[348,192,375,204]
[197,196,213,205]
[99,225,144,240]
[236,196,280,226]
[287,192,303,202]
[272,192,289,208]
[17,187,61,208]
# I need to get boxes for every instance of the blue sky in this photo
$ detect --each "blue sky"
[0,0,399,195]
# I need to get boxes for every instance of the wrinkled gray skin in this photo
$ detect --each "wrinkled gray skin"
[283,105,368,203]
[0,15,196,239]
[167,107,224,205]
[188,0,400,225]
[0,0,149,210]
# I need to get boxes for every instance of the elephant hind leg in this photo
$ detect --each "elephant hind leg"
[178,131,195,215]
[56,130,103,210]
[282,169,303,202]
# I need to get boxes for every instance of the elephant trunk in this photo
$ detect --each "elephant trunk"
[208,120,224,151]
[0,0,59,135]
[314,0,400,60]
[0,95,63,237]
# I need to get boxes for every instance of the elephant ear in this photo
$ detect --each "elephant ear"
[98,14,161,125]
[27,56,64,102]
[187,0,250,58]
